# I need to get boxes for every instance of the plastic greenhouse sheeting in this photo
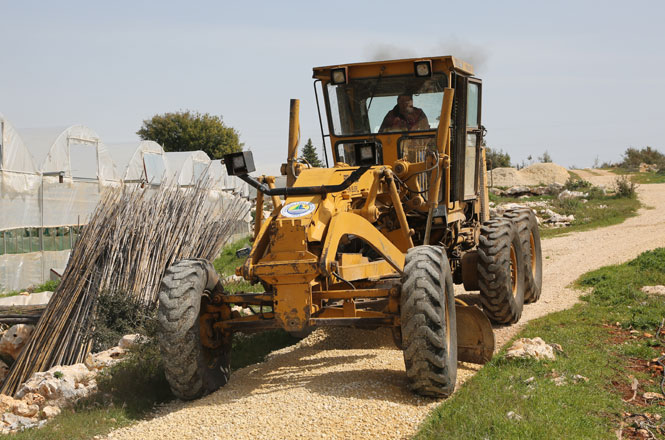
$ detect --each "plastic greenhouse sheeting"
[2,117,253,292]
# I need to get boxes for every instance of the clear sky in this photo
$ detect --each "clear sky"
[1,0,664,174]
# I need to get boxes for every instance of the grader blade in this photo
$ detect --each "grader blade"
[456,305,495,364]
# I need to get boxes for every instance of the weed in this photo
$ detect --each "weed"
[564,177,592,191]
[91,290,157,353]
[614,176,638,198]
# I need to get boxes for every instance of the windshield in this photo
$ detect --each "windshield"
[326,74,447,136]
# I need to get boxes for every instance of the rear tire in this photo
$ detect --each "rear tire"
[400,246,457,397]
[158,259,231,400]
[504,208,542,303]
[477,219,525,324]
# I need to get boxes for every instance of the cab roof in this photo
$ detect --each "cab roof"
[312,55,474,80]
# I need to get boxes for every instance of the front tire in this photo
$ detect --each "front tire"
[477,219,526,324]
[158,259,231,400]
[400,246,457,397]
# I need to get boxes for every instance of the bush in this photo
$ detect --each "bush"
[91,290,157,352]
[564,177,592,191]
[619,146,665,170]
[94,338,172,417]
[614,176,638,198]
[485,147,511,169]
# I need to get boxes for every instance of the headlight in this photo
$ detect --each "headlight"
[223,151,256,175]
[414,60,432,77]
[331,68,347,85]
[353,142,378,166]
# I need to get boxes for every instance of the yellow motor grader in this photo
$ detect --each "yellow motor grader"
[157,56,543,400]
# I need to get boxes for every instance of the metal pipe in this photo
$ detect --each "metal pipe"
[264,175,282,210]
[238,166,370,197]
[313,80,330,168]
[286,99,300,186]
[424,88,455,245]
[254,178,264,239]
[385,171,413,249]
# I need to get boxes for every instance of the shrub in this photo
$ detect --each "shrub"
[91,290,157,352]
[94,337,172,416]
[564,177,592,191]
[619,146,665,170]
[614,176,638,198]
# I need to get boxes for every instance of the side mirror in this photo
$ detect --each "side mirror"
[223,151,256,176]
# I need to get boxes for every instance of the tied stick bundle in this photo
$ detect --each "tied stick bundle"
[1,180,250,395]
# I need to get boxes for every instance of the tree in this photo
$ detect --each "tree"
[137,111,243,159]
[539,150,552,163]
[619,146,665,170]
[300,138,323,167]
[485,146,511,170]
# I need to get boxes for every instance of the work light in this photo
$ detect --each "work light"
[331,68,348,85]
[223,151,256,175]
[353,142,378,166]
[414,60,432,77]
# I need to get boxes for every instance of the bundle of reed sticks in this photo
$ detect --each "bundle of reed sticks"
[0,305,46,325]
[1,180,250,395]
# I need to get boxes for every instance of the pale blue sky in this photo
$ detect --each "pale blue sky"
[1,0,663,173]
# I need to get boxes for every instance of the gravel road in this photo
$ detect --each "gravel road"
[107,171,665,440]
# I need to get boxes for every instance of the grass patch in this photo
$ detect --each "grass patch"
[567,169,582,180]
[540,194,640,238]
[490,191,640,239]
[630,172,665,184]
[2,237,297,440]
[416,248,665,439]
[0,279,60,298]
[213,236,251,276]
[608,168,665,184]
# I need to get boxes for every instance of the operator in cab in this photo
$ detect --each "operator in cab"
[379,94,429,132]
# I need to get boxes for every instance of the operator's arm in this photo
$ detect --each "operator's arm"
[414,108,430,130]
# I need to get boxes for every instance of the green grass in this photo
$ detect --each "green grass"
[491,191,641,239]
[567,169,582,180]
[1,237,297,440]
[540,195,640,238]
[608,167,665,184]
[416,248,665,439]
[0,279,60,298]
[630,172,665,184]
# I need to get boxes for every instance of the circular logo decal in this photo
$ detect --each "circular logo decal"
[281,201,316,218]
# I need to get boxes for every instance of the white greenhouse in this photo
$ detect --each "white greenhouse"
[1,116,253,292]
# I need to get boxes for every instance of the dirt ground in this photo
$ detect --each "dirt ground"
[106,170,665,440]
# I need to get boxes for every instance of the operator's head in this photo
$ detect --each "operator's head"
[397,94,414,116]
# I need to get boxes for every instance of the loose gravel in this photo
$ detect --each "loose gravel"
[107,171,665,440]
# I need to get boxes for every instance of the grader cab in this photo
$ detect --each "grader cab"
[157,56,543,400]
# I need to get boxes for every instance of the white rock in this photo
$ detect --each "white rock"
[85,346,126,370]
[118,334,148,350]
[557,190,588,200]
[15,363,96,408]
[0,324,35,360]
[41,405,61,418]
[13,401,39,418]
[552,376,567,386]
[505,337,556,361]
[2,412,38,431]
[641,285,665,295]
[20,392,45,408]
[506,411,522,421]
